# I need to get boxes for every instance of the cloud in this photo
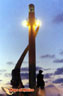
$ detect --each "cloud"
[44,73,53,79]
[6,61,14,65]
[21,66,43,80]
[23,61,40,64]
[54,67,63,75]
[40,54,55,59]
[36,66,43,71]
[0,80,2,82]
[53,59,63,63]
[23,61,28,64]
[21,67,28,72]
[59,51,63,55]
[45,81,48,83]
[53,12,63,23]
[0,73,2,75]
[53,78,63,84]
[21,66,42,72]
[4,73,11,77]
[21,73,29,79]
[44,68,51,71]
[0,70,6,72]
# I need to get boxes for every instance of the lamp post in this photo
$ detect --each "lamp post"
[28,4,36,90]
[22,4,41,96]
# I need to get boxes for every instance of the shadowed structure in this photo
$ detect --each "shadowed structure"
[10,4,40,96]
[11,27,39,96]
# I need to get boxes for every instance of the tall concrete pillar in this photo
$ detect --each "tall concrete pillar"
[28,4,36,90]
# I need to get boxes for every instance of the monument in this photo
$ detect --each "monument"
[11,4,40,96]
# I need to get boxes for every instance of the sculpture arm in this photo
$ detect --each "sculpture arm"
[15,26,39,69]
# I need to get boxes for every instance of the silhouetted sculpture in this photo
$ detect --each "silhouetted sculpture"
[11,27,39,88]
[37,70,45,89]
[10,26,39,96]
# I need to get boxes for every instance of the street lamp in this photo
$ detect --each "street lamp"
[22,19,41,27]
[22,4,41,96]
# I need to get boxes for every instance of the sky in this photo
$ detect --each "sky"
[0,0,63,95]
